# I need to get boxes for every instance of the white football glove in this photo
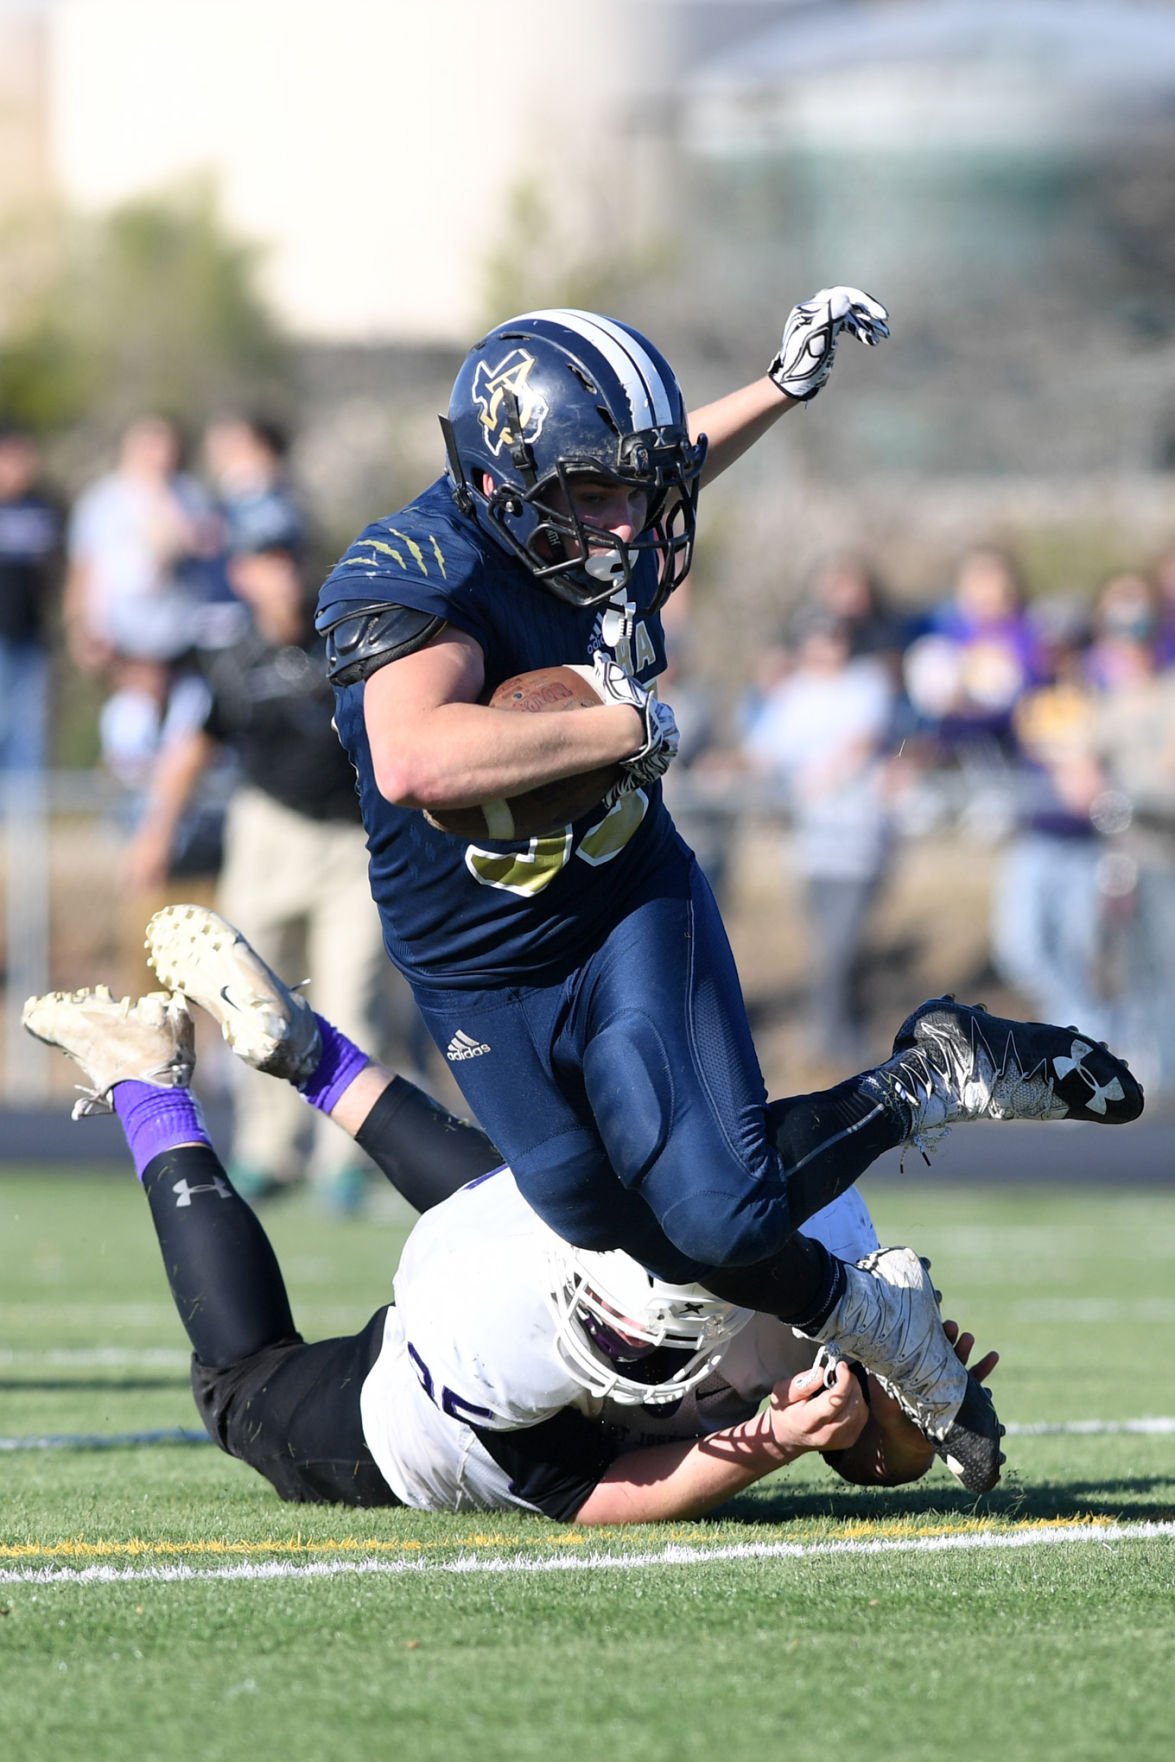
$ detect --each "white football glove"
[591,652,680,794]
[768,286,890,403]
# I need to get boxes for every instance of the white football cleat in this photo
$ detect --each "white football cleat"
[22,986,195,1118]
[806,1245,1004,1494]
[145,904,321,1084]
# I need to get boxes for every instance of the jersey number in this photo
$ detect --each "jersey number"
[464,790,648,897]
[408,1341,495,1424]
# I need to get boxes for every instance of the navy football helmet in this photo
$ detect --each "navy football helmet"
[440,309,707,610]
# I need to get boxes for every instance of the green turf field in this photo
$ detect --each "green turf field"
[2,1167,1173,1762]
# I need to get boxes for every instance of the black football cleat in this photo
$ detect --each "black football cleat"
[868,996,1143,1138]
[933,1374,1006,1495]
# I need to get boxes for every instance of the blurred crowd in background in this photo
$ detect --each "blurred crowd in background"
[722,541,1175,1101]
[0,410,425,1213]
[654,532,1175,1112]
[3,408,1175,1210]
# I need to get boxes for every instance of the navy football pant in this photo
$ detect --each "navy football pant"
[410,851,902,1312]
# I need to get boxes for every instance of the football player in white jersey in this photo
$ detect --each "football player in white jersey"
[23,906,997,1521]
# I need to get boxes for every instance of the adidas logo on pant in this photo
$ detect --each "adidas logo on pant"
[446,1030,491,1061]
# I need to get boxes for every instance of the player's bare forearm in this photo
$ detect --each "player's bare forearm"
[368,690,641,809]
[571,1410,803,1524]
[691,377,797,487]
[364,637,643,809]
[572,1362,866,1524]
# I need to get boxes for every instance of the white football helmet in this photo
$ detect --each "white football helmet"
[547,1240,753,1406]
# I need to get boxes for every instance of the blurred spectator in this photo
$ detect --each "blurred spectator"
[1083,570,1164,691]
[203,411,304,577]
[903,544,1045,757]
[123,533,400,1215]
[63,415,219,678]
[657,620,739,907]
[989,597,1109,1036]
[742,606,896,1070]
[1083,571,1175,1097]
[99,654,232,869]
[734,630,794,744]
[96,646,231,1002]
[806,550,913,678]
[0,424,62,773]
[1150,543,1175,667]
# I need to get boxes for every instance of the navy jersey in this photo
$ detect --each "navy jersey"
[317,476,681,986]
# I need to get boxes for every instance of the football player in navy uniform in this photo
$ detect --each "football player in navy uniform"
[314,298,1140,1494]
[23,907,998,1519]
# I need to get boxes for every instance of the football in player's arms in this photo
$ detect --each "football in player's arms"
[423,665,623,840]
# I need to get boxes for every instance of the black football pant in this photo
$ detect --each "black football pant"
[141,1079,499,1504]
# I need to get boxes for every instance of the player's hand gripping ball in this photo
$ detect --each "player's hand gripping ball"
[422,665,624,841]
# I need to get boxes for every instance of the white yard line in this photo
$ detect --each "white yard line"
[1005,1417,1175,1435]
[0,1345,189,1368]
[2,1521,1173,1588]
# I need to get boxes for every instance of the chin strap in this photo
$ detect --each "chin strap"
[439,415,474,514]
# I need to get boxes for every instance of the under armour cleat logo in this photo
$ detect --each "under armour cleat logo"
[1051,1040,1126,1115]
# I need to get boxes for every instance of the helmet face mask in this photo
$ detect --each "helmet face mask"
[546,1240,753,1406]
[481,449,697,609]
[442,310,707,611]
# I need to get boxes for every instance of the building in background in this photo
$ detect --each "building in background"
[672,0,1175,478]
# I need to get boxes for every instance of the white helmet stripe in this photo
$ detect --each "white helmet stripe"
[518,308,677,429]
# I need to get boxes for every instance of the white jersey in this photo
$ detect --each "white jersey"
[360,1170,878,1518]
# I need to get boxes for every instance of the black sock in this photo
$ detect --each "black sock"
[354,1076,502,1213]
[767,1073,904,1227]
[142,1146,298,1367]
[701,1233,847,1331]
[698,1076,900,1330]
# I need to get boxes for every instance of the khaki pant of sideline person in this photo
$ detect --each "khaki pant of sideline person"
[216,785,388,1199]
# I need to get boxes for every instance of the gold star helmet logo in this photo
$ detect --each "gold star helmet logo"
[471,349,549,459]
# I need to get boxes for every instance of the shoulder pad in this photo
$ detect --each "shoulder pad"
[320,603,447,687]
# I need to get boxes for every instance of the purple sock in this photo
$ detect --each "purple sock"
[297,1014,369,1115]
[112,1081,212,1182]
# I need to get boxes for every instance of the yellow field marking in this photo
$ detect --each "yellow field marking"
[812,1513,1113,1542]
[0,1513,1116,1564]
[4,1520,1172,1590]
